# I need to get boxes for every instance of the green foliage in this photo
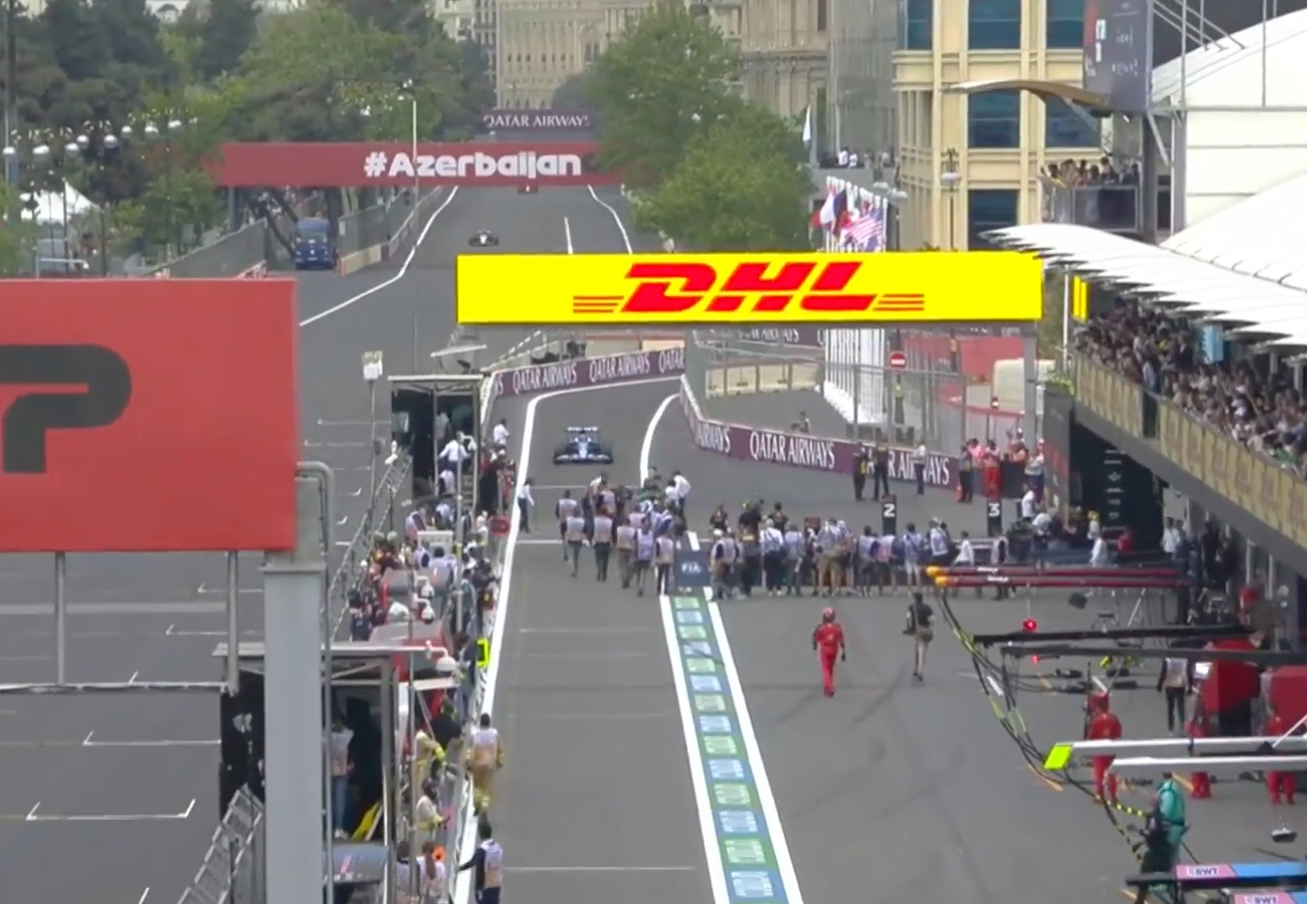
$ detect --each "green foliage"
[588,2,809,249]
[551,74,592,112]
[585,0,741,188]
[634,105,811,251]
[0,187,40,275]
[0,0,493,266]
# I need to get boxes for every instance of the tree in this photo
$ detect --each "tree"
[585,0,740,188]
[0,187,39,275]
[634,105,811,250]
[195,0,260,82]
[550,74,591,111]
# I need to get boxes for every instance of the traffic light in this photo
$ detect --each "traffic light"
[1022,618,1038,632]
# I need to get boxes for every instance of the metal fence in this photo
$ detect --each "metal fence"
[684,329,1026,453]
[177,788,265,904]
[174,457,410,904]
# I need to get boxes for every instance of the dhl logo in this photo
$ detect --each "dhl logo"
[571,261,925,318]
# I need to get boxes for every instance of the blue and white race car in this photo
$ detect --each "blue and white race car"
[553,426,614,464]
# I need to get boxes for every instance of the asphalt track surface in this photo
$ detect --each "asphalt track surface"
[647,394,1293,901]
[487,371,1269,904]
[0,185,639,904]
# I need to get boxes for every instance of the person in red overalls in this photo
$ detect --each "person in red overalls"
[812,608,846,698]
[982,443,1002,500]
[1185,697,1212,799]
[1266,704,1295,805]
[1085,690,1122,803]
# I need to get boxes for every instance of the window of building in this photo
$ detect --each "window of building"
[967,189,1018,249]
[817,0,828,31]
[1045,0,1083,48]
[897,0,931,50]
[967,91,1020,148]
[969,0,1021,49]
[1044,98,1100,147]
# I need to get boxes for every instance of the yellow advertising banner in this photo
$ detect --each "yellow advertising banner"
[1157,404,1307,550]
[456,252,1043,325]
[1073,355,1142,436]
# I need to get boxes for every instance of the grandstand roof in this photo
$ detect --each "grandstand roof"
[1151,6,1307,106]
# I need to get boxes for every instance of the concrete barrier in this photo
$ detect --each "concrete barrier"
[336,244,386,276]
[337,188,448,276]
[705,362,821,397]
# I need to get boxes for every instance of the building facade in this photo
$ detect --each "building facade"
[737,0,828,120]
[892,0,1100,250]
[827,0,896,156]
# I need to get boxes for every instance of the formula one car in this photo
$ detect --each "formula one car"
[552,427,614,464]
[468,230,499,247]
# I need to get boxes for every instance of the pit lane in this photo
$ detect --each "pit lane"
[643,392,1149,904]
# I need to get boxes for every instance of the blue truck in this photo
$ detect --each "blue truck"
[293,217,338,270]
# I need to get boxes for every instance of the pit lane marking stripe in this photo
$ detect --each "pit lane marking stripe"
[662,592,803,904]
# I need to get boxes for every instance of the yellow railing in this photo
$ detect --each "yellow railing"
[1156,401,1307,549]
[1071,354,1143,436]
[1071,351,1307,549]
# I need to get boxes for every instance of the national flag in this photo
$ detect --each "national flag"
[846,207,885,251]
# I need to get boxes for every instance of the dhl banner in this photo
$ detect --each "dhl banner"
[457,252,1043,326]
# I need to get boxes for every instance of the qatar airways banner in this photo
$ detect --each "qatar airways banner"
[485,347,686,411]
[733,327,824,348]
[482,109,592,131]
[677,377,956,488]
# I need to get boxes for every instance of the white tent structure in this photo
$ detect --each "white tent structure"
[1150,7,1307,226]
[20,182,98,226]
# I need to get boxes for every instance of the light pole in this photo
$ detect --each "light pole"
[940,147,960,250]
[143,114,185,258]
[71,122,130,275]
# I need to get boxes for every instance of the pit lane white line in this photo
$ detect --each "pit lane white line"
[585,186,634,252]
[83,731,218,748]
[453,375,681,904]
[643,392,807,904]
[26,799,195,821]
[298,186,459,327]
[563,216,574,253]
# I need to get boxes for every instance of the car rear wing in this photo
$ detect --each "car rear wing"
[566,426,600,433]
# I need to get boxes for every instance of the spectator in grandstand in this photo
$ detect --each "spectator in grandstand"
[1076,299,1307,477]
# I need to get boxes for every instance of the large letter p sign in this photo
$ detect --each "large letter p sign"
[0,345,133,474]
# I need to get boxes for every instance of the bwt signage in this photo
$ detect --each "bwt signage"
[482,110,593,131]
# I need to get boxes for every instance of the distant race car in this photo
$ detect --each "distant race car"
[553,427,614,464]
[518,184,537,194]
[469,231,499,247]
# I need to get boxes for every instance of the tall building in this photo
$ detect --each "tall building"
[827,0,895,156]
[892,0,1101,250]
[738,0,827,119]
[496,0,601,107]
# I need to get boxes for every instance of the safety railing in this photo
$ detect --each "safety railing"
[326,454,411,638]
[177,788,265,904]
[1038,177,1141,233]
[1069,350,1307,553]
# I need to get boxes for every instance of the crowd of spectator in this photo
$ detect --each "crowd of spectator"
[1041,157,1141,186]
[1074,299,1307,478]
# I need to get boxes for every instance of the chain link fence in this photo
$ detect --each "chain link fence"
[684,329,1026,452]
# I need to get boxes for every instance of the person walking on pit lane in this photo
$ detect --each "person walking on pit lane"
[1085,691,1122,803]
[1157,651,1193,736]
[655,531,675,594]
[516,478,535,534]
[592,509,614,581]
[904,592,933,681]
[459,818,504,904]
[852,447,869,501]
[633,523,656,596]
[872,445,891,499]
[813,607,846,697]
[465,713,504,815]
[911,442,928,496]
[616,519,637,588]
[556,491,579,561]
[564,510,587,577]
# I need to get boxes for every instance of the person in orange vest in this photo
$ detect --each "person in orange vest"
[1185,699,1212,799]
[1085,690,1122,803]
[1265,704,1295,805]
